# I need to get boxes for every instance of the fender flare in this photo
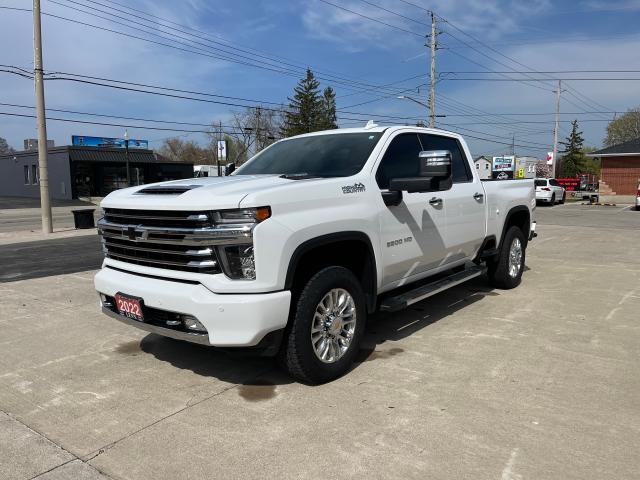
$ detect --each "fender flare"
[284,231,378,313]
[499,206,531,250]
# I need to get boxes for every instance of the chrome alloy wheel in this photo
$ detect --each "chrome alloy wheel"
[508,237,523,278]
[311,288,357,363]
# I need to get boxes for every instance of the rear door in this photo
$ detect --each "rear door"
[419,133,485,262]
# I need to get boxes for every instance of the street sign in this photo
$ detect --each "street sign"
[518,167,525,178]
[546,151,554,165]
[492,155,515,172]
[217,140,227,162]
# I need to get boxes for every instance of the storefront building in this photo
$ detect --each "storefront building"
[589,139,640,195]
[0,146,193,200]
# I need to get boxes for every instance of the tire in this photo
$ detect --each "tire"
[487,226,526,289]
[279,266,366,384]
[559,192,566,204]
[550,194,556,205]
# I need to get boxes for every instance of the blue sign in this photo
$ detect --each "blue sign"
[72,135,149,149]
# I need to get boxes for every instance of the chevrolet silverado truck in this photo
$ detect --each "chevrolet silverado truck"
[95,125,536,384]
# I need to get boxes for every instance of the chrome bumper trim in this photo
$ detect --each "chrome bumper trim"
[102,307,211,346]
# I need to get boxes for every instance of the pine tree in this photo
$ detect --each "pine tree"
[281,68,322,137]
[318,87,338,130]
[559,120,585,177]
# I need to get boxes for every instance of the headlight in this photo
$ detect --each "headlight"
[219,245,256,280]
[213,207,270,280]
[213,207,271,224]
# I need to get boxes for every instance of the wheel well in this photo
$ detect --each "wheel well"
[285,234,377,313]
[503,207,530,247]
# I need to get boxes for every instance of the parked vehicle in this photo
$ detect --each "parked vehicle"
[95,126,536,383]
[535,178,565,205]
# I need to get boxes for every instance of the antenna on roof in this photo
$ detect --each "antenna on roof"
[364,120,379,129]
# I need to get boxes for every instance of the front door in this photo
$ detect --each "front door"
[419,134,485,261]
[376,132,448,287]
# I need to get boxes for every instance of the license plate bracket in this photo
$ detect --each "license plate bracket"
[114,292,144,322]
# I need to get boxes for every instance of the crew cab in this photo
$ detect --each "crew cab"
[95,125,536,384]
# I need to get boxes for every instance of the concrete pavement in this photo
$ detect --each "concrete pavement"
[0,206,639,479]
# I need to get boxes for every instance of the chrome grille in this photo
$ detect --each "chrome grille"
[98,208,252,274]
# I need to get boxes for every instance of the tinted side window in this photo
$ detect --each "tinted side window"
[550,179,559,186]
[419,134,472,183]
[376,133,422,189]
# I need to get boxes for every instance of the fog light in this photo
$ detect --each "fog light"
[182,315,207,332]
[99,293,113,308]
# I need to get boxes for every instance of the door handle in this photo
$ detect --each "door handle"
[429,197,443,206]
[473,192,484,201]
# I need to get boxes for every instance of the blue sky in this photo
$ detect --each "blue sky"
[1,0,639,158]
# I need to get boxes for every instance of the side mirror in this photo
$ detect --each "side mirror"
[226,163,236,175]
[388,150,452,194]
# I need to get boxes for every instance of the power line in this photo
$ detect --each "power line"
[354,0,431,27]
[51,0,415,98]
[315,0,424,37]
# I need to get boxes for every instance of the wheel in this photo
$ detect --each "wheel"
[550,194,556,205]
[487,226,526,289]
[559,192,566,204]
[279,266,366,384]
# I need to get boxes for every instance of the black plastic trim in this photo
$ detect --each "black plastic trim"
[499,206,531,250]
[284,231,378,313]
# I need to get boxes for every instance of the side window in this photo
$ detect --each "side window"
[549,179,558,187]
[419,134,472,183]
[375,133,422,189]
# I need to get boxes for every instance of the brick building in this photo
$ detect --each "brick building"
[589,139,640,195]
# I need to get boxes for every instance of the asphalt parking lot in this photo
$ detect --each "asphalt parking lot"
[1,204,639,480]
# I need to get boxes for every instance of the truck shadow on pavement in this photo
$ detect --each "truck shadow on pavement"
[134,274,503,398]
[353,275,495,367]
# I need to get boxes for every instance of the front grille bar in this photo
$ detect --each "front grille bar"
[98,219,252,246]
[106,251,218,270]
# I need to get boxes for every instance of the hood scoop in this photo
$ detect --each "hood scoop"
[137,184,203,195]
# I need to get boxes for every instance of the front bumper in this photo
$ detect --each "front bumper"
[95,266,291,347]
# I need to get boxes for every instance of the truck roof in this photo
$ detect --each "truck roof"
[287,125,463,140]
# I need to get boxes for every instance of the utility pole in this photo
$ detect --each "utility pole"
[428,11,437,128]
[217,120,222,177]
[124,129,131,186]
[552,79,562,178]
[511,133,515,156]
[33,0,52,234]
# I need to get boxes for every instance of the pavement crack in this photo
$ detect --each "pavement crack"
[82,366,275,462]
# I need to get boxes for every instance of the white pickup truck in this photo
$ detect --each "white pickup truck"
[95,125,536,383]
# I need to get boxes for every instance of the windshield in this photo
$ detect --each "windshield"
[235,132,383,177]
[535,179,548,187]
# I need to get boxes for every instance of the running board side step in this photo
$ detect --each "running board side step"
[379,266,486,313]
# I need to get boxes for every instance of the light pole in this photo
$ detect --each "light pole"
[124,129,131,187]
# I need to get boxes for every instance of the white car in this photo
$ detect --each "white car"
[535,178,565,205]
[95,125,536,383]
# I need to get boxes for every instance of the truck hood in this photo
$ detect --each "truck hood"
[101,175,298,210]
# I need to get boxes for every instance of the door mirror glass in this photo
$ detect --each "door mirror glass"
[419,150,452,178]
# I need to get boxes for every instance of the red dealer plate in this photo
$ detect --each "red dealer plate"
[114,293,144,322]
